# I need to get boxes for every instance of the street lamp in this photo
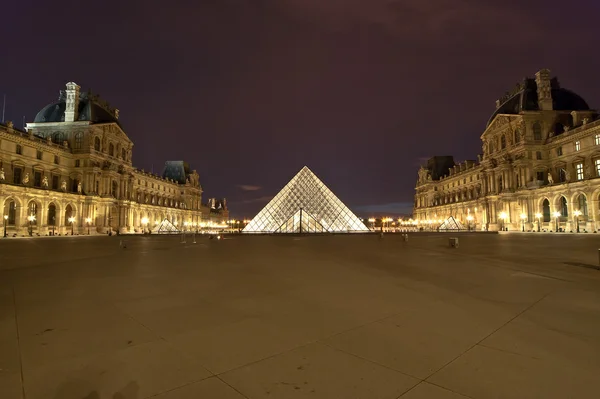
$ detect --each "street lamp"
[520,213,527,232]
[85,217,92,235]
[535,212,542,232]
[574,210,582,233]
[553,211,561,232]
[368,218,375,231]
[3,215,7,238]
[141,217,149,234]
[68,216,75,235]
[27,215,35,236]
[466,215,474,231]
[498,211,507,231]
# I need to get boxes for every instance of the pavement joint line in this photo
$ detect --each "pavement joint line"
[396,380,475,399]
[475,343,543,361]
[141,374,215,399]
[214,375,252,399]
[423,291,553,383]
[12,286,27,399]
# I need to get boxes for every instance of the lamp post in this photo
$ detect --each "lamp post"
[498,211,507,231]
[574,210,582,233]
[3,215,7,238]
[535,212,542,232]
[520,213,527,232]
[27,215,35,236]
[553,211,561,232]
[85,217,91,235]
[141,217,149,234]
[368,218,375,231]
[466,215,474,231]
[68,216,75,235]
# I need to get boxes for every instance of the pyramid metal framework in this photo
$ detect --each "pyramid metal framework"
[438,216,465,231]
[152,218,181,234]
[243,166,370,233]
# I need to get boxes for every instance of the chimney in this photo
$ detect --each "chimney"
[64,82,81,122]
[535,69,553,111]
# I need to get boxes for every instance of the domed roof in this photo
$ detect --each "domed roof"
[33,91,120,125]
[487,77,590,127]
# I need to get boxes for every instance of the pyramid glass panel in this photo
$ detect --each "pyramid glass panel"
[153,218,181,234]
[243,166,370,233]
[438,216,465,231]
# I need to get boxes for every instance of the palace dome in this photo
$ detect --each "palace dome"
[33,91,120,125]
[487,77,590,127]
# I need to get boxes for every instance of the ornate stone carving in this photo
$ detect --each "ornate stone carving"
[0,168,4,181]
[61,180,67,191]
[77,182,82,194]
[548,173,553,184]
[22,173,29,184]
[42,176,48,188]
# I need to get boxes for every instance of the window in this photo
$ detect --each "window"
[560,196,568,217]
[16,145,22,155]
[94,136,101,151]
[122,148,126,159]
[596,134,600,145]
[13,168,22,184]
[52,175,59,190]
[558,168,566,183]
[576,163,584,180]
[75,159,80,167]
[74,132,83,150]
[95,181,99,194]
[536,171,544,181]
[578,194,588,217]
[54,155,59,165]
[112,181,118,198]
[28,202,38,225]
[542,199,551,222]
[501,135,506,149]
[575,141,581,151]
[52,132,64,144]
[536,151,542,160]
[34,171,42,187]
[533,122,542,140]
[47,204,56,226]
[109,143,114,157]
[595,159,600,177]
[7,201,16,225]
[36,150,42,160]
[556,147,563,156]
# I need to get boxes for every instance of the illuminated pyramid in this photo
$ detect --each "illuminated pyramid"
[243,166,370,233]
[153,218,181,234]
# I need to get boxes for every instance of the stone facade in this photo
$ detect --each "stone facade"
[0,82,228,236]
[414,69,600,232]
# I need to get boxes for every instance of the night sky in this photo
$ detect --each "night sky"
[3,0,600,218]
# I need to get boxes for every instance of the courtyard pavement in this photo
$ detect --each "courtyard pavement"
[1,233,600,399]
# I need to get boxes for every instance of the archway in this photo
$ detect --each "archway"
[3,198,19,226]
[542,199,551,222]
[559,196,568,217]
[64,204,74,228]
[47,203,57,227]
[27,201,39,225]
[577,194,588,217]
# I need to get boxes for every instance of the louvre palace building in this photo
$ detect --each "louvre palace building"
[0,82,228,236]
[414,69,600,232]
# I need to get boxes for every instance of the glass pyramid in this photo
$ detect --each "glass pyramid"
[153,218,181,234]
[243,166,370,233]
[438,216,465,231]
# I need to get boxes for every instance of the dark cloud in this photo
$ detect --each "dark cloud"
[237,185,262,191]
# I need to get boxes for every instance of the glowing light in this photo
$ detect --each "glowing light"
[552,211,561,218]
[466,215,474,221]
[68,216,76,223]
[520,213,527,221]
[499,212,508,220]
[27,215,36,222]
[85,217,91,223]
[535,213,542,219]
[141,217,149,225]
[574,210,582,217]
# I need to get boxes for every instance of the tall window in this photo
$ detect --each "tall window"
[54,155,60,165]
[596,134,600,145]
[52,132,64,144]
[29,202,38,225]
[47,203,56,226]
[536,171,544,181]
[533,122,542,140]
[52,175,59,190]
[94,136,100,151]
[34,171,42,187]
[556,147,563,156]
[576,163,584,180]
[7,201,16,225]
[575,141,581,151]
[560,196,568,217]
[542,199,551,222]
[558,168,566,183]
[112,181,118,198]
[122,148,126,159]
[501,135,506,149]
[109,143,114,157]
[536,151,542,160]
[16,145,22,155]
[13,168,22,185]
[36,150,42,160]
[578,194,588,217]
[595,159,600,177]
[74,132,83,149]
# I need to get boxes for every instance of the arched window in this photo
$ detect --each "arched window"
[542,199,551,222]
[560,196,568,217]
[578,194,588,217]
[28,202,38,225]
[64,204,73,226]
[6,200,16,225]
[94,136,100,151]
[109,143,114,157]
[52,132,64,145]
[47,203,56,226]
[533,122,542,140]
[74,132,83,149]
[501,135,506,149]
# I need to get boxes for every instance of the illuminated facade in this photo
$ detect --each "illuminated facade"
[0,82,228,236]
[243,166,369,233]
[414,69,600,232]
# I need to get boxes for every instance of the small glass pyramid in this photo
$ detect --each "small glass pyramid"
[153,218,181,234]
[438,216,465,231]
[243,166,370,233]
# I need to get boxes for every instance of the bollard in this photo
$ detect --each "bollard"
[119,240,127,249]
[449,237,459,248]
[403,234,408,242]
